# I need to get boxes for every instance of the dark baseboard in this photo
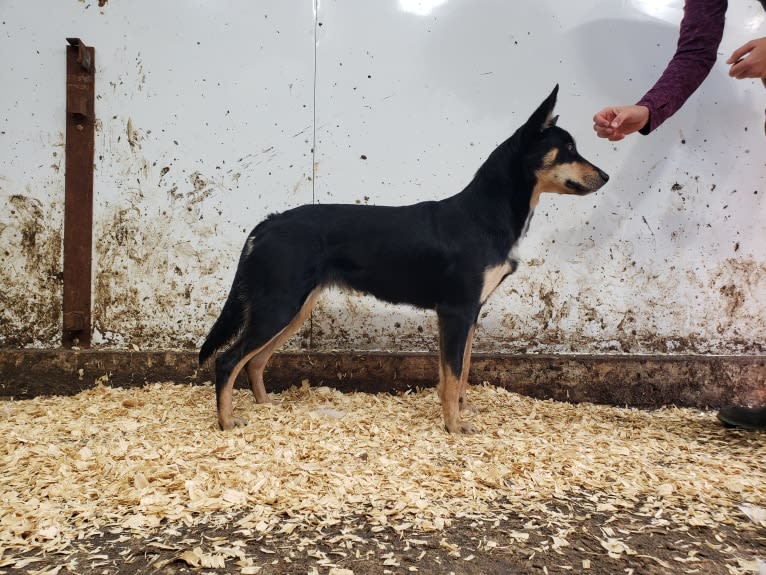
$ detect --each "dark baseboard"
[1,349,764,409]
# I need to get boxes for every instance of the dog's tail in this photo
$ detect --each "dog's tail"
[198,286,244,366]
[199,217,277,365]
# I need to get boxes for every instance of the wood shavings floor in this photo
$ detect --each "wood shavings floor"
[1,381,764,574]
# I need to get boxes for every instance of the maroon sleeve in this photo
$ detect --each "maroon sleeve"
[636,0,728,134]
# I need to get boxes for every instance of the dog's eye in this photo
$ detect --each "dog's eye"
[566,142,576,152]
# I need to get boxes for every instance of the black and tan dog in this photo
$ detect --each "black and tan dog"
[199,85,608,433]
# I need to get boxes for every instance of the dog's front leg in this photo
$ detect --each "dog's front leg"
[458,325,480,414]
[437,310,477,434]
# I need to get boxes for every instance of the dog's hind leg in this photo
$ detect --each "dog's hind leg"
[245,289,321,405]
[215,342,265,430]
[246,360,272,405]
[437,309,478,434]
[215,288,320,430]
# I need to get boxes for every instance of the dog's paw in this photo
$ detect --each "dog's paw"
[251,390,272,405]
[445,419,478,434]
[219,416,249,431]
[459,402,482,414]
[459,421,478,434]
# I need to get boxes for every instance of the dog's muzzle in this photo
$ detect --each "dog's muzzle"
[566,167,609,194]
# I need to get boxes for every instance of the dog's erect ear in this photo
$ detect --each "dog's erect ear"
[522,84,559,141]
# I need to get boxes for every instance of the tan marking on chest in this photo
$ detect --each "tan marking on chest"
[480,262,513,303]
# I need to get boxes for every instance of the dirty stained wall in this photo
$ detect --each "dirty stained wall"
[0,0,764,356]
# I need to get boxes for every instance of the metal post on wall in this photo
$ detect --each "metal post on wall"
[63,38,95,348]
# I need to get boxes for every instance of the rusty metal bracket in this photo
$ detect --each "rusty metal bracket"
[63,38,95,348]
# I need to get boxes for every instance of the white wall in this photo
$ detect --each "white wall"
[1,0,764,355]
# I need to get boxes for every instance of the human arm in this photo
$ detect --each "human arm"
[592,105,650,141]
[593,0,727,139]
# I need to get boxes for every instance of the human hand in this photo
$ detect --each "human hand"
[727,37,766,79]
[592,105,650,141]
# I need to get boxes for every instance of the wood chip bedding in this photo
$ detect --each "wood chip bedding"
[1,381,764,567]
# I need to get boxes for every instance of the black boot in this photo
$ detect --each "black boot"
[717,405,766,431]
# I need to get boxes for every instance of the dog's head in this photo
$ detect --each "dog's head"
[522,85,609,209]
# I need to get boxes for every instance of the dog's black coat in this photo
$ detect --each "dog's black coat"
[200,85,609,432]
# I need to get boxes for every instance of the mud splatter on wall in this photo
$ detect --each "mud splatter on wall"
[90,105,312,349]
[0,0,764,356]
[0,194,63,347]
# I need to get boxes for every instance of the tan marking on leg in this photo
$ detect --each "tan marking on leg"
[245,360,270,404]
[245,289,320,405]
[218,289,320,430]
[439,353,476,434]
[459,326,479,415]
[438,359,461,433]
[219,365,251,430]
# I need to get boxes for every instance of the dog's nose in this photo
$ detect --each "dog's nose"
[598,169,609,183]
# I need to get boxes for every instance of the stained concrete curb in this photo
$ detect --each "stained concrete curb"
[1,350,764,409]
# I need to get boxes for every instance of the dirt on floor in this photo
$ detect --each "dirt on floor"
[1,382,765,574]
[5,502,766,574]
